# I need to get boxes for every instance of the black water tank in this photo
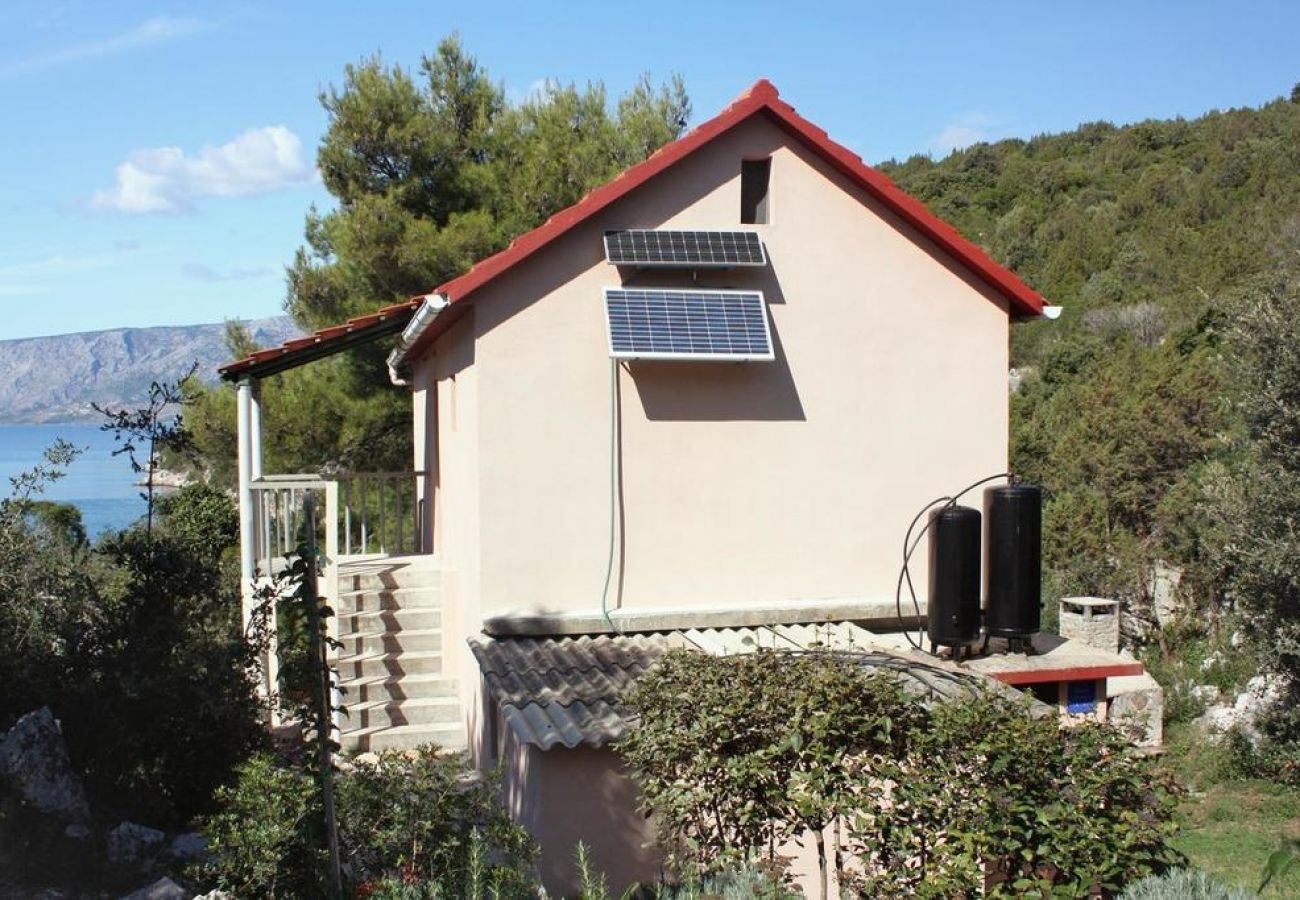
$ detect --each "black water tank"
[984,483,1043,640]
[926,504,982,649]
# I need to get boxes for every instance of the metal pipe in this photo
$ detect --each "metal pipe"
[236,379,256,625]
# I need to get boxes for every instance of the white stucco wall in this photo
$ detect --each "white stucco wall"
[414,113,1009,621]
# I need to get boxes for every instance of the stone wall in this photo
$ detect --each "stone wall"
[1059,598,1121,654]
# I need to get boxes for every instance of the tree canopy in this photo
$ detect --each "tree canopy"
[191,36,689,475]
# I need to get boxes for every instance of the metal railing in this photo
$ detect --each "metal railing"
[249,470,426,575]
[339,471,426,558]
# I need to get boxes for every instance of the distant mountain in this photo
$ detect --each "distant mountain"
[0,317,299,424]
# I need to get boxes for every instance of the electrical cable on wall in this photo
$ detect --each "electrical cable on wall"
[599,359,623,632]
[894,471,1014,653]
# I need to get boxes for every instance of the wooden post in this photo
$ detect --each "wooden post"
[303,494,343,897]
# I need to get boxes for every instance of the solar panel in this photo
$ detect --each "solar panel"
[604,288,774,361]
[603,230,767,268]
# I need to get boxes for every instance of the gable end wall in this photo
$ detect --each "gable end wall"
[422,113,1010,620]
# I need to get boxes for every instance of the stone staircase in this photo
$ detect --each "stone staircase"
[333,557,466,753]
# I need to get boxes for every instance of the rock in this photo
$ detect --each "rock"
[0,708,90,823]
[1199,673,1288,742]
[62,822,92,841]
[1149,561,1183,627]
[1109,672,1165,748]
[1200,651,1224,672]
[190,891,233,900]
[118,877,188,900]
[107,821,166,870]
[166,831,209,862]
[1191,684,1221,704]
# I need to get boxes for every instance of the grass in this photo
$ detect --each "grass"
[1164,722,1300,896]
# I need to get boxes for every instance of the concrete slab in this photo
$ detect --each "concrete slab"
[867,630,1144,686]
[483,597,925,636]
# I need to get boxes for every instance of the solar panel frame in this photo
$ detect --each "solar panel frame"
[603,229,767,268]
[603,287,775,362]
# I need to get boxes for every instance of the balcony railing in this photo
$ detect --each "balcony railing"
[248,470,427,576]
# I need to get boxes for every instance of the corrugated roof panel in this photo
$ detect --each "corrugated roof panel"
[472,624,1047,750]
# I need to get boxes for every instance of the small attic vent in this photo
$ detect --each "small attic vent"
[740,158,771,224]
[604,288,774,362]
[604,229,766,268]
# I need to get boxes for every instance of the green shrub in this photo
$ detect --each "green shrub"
[845,692,1183,898]
[660,865,802,899]
[1119,867,1257,899]
[197,747,536,898]
[338,747,535,896]
[60,527,266,823]
[624,649,1183,899]
[621,648,923,889]
[197,754,327,897]
[0,444,265,826]
[156,483,238,560]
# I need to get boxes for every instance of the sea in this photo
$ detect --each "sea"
[0,423,147,538]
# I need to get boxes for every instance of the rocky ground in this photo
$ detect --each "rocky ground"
[0,708,220,900]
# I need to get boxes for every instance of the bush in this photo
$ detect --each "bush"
[659,865,802,899]
[620,648,923,889]
[339,747,534,896]
[847,692,1183,898]
[624,649,1183,899]
[1119,867,1257,899]
[60,527,266,823]
[197,747,536,898]
[198,754,326,897]
[0,444,265,826]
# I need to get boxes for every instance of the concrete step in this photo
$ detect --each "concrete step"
[339,673,458,704]
[340,628,442,656]
[335,587,440,613]
[340,722,467,754]
[342,696,461,730]
[337,650,442,680]
[341,569,441,594]
[338,607,441,634]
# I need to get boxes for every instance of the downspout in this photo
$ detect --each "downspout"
[388,293,451,386]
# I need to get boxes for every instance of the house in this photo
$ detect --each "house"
[220,80,1157,894]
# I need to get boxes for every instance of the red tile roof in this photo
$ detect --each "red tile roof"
[222,79,1047,378]
[218,298,423,380]
[398,78,1045,361]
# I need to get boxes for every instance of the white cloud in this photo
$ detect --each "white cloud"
[931,112,1004,155]
[182,262,273,283]
[92,126,314,214]
[0,16,211,78]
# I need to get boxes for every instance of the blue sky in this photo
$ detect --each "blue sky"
[1,1,1296,341]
